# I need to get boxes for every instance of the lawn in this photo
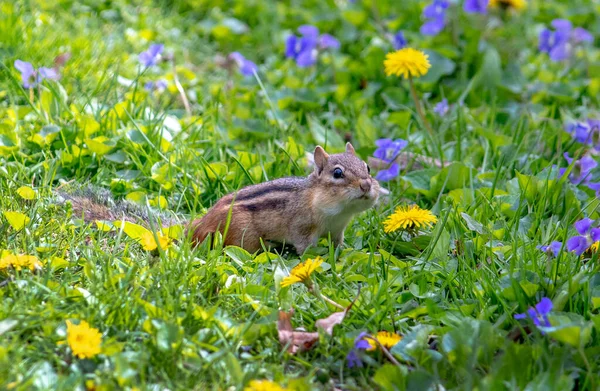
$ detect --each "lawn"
[1,0,600,389]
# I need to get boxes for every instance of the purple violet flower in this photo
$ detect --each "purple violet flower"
[464,0,488,14]
[285,25,339,67]
[434,98,449,116]
[538,19,593,62]
[145,79,168,92]
[318,34,340,50]
[14,60,60,88]
[538,241,562,257]
[139,44,164,68]
[559,153,597,185]
[393,31,407,50]
[374,138,408,162]
[566,218,600,256]
[14,60,37,88]
[373,138,408,182]
[376,163,401,182]
[229,52,258,77]
[515,297,553,328]
[421,0,449,36]
[346,332,371,368]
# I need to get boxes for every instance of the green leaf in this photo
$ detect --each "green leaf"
[373,364,407,391]
[307,116,344,150]
[3,211,30,230]
[419,50,456,84]
[356,112,377,147]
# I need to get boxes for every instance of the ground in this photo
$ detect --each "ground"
[0,0,599,390]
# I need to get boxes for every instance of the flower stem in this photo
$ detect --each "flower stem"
[408,75,433,137]
[308,285,345,310]
[171,58,192,117]
[366,336,402,367]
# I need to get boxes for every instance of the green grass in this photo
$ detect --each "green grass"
[1,0,600,389]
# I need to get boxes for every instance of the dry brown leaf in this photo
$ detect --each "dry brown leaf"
[278,290,359,354]
[277,309,319,354]
[315,310,347,335]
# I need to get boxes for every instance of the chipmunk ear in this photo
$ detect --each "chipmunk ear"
[313,146,329,174]
[345,142,356,155]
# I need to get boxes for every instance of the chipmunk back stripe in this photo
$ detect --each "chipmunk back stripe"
[234,184,299,201]
[240,198,289,211]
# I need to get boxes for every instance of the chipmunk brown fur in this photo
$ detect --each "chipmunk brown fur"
[191,142,380,253]
[59,143,380,254]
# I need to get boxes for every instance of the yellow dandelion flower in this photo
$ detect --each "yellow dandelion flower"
[139,231,172,251]
[0,251,15,270]
[384,48,431,79]
[244,380,286,391]
[65,320,102,359]
[383,205,437,233]
[589,242,599,252]
[0,251,41,271]
[13,255,42,271]
[280,257,324,288]
[367,331,403,351]
[490,0,526,10]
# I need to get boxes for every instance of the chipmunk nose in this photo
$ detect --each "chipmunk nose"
[360,179,371,193]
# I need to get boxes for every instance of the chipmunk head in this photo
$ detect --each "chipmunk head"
[311,142,380,214]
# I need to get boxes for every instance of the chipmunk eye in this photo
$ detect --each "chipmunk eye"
[367,165,371,174]
[333,168,344,179]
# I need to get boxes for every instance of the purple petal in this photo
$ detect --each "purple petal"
[229,51,245,65]
[155,80,168,91]
[318,34,340,50]
[549,43,570,62]
[574,218,594,235]
[393,31,407,50]
[563,152,574,165]
[239,59,258,77]
[463,0,488,14]
[527,308,540,326]
[420,17,446,36]
[535,297,553,315]
[551,19,573,33]
[295,48,317,67]
[298,25,319,39]
[423,0,449,18]
[375,163,400,182]
[14,60,34,76]
[148,44,164,58]
[346,349,363,368]
[549,241,563,257]
[514,312,527,320]
[565,122,590,143]
[375,138,393,148]
[579,156,597,175]
[538,29,553,53]
[557,167,566,178]
[285,35,298,59]
[566,236,589,256]
[434,99,449,116]
[590,228,600,243]
[38,67,59,81]
[144,81,154,91]
[573,27,593,43]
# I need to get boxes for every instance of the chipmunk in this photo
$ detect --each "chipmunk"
[60,143,381,254]
[191,142,381,254]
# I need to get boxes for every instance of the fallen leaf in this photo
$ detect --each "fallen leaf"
[277,309,319,354]
[315,310,348,335]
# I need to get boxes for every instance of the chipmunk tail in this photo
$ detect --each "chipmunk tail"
[54,184,179,227]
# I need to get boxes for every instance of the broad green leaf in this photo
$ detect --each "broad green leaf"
[3,211,30,230]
